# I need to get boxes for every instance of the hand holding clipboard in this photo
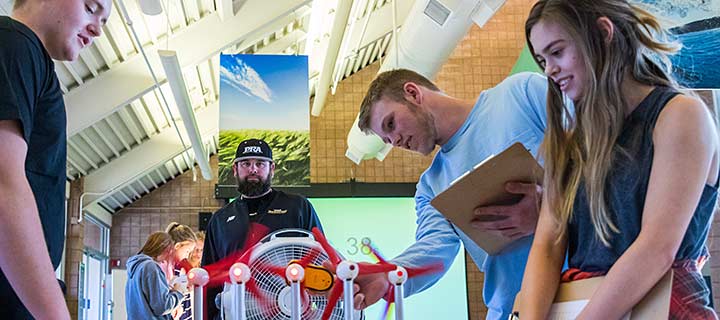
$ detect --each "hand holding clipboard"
[430,142,544,255]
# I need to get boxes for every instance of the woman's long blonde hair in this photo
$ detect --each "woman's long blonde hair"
[525,0,680,246]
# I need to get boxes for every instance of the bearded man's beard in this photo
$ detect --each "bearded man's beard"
[236,173,272,196]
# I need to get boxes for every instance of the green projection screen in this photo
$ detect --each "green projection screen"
[309,197,469,319]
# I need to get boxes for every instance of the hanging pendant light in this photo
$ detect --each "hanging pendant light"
[137,0,163,15]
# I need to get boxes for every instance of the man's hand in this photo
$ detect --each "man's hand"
[323,261,390,310]
[470,182,542,240]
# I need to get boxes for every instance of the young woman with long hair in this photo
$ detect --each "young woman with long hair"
[518,1,719,318]
[126,232,188,319]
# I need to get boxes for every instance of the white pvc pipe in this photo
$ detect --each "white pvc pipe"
[193,285,204,319]
[286,263,305,320]
[394,283,404,320]
[230,282,246,320]
[336,261,359,320]
[290,281,302,320]
[343,279,354,320]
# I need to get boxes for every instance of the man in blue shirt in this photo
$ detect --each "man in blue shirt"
[354,69,548,319]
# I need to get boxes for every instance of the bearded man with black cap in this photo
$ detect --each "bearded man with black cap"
[201,138,323,319]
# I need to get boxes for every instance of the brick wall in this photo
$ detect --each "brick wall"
[65,178,84,319]
[109,157,224,268]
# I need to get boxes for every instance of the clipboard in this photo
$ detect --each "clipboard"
[430,142,544,255]
[511,270,673,319]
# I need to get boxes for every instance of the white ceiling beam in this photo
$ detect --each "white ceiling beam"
[118,107,144,145]
[256,29,307,54]
[83,203,113,227]
[78,50,99,77]
[216,0,234,21]
[68,140,99,170]
[155,169,168,184]
[83,102,218,205]
[344,0,412,52]
[92,124,121,158]
[146,175,159,189]
[105,118,132,151]
[310,0,354,116]
[65,0,311,136]
[137,180,151,194]
[79,131,110,163]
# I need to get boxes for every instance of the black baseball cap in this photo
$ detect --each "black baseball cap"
[234,139,273,163]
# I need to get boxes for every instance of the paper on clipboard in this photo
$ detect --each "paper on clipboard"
[430,142,544,255]
[512,270,672,319]
[548,300,630,320]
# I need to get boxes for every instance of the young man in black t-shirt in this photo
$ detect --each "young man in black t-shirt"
[0,0,110,318]
[201,139,323,319]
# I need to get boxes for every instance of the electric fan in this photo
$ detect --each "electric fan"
[219,229,364,320]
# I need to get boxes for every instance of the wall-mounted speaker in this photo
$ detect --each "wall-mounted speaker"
[198,212,213,231]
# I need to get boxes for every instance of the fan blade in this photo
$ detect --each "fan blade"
[321,278,344,320]
[246,278,275,317]
[297,247,323,267]
[238,223,271,264]
[312,227,341,265]
[201,223,271,286]
[406,262,444,278]
[176,259,193,273]
[357,262,396,275]
[254,260,287,278]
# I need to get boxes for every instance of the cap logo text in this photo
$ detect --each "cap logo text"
[244,146,262,153]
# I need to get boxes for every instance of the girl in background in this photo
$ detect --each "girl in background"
[126,232,187,319]
[165,222,197,320]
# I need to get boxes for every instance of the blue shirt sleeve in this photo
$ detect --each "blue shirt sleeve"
[389,178,461,297]
[522,72,549,131]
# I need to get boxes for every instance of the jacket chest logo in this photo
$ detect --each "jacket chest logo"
[267,209,287,215]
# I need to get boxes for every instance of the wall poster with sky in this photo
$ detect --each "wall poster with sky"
[218,54,310,186]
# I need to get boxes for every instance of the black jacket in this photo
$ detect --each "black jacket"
[200,189,323,319]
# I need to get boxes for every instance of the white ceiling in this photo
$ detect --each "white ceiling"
[0,0,413,217]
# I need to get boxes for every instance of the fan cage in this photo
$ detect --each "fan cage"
[228,236,354,320]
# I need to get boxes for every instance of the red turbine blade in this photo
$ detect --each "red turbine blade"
[176,259,193,273]
[321,277,344,320]
[246,278,275,317]
[357,262,397,276]
[202,222,271,287]
[312,227,341,265]
[406,262,444,278]
[298,247,323,267]
[238,223,271,264]
[253,260,287,278]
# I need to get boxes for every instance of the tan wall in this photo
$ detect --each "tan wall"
[110,157,224,268]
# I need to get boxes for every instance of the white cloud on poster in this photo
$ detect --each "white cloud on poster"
[220,56,273,103]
